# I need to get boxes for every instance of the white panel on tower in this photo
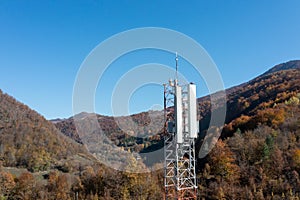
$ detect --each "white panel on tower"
[188,83,197,138]
[175,85,183,143]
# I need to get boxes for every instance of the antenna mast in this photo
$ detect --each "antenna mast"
[163,53,198,200]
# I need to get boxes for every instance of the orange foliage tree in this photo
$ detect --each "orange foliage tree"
[0,171,15,198]
[208,140,240,182]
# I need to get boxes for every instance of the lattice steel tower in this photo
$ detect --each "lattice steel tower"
[164,54,198,200]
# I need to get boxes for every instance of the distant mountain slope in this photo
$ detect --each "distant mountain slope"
[0,90,86,172]
[53,111,164,154]
[222,69,300,135]
[199,60,300,135]
[262,60,300,75]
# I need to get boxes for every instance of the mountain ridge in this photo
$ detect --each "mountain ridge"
[262,60,300,76]
[54,60,300,153]
[54,60,300,120]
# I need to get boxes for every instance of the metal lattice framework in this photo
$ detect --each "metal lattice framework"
[164,82,197,200]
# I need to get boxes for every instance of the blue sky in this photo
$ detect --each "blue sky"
[0,0,300,119]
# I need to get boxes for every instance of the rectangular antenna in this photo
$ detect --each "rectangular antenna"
[188,83,198,138]
[175,85,183,143]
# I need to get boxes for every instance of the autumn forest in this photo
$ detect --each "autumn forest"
[0,60,300,199]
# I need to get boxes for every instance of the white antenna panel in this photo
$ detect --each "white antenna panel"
[175,85,183,143]
[188,83,198,138]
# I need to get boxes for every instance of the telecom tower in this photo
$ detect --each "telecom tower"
[164,53,198,200]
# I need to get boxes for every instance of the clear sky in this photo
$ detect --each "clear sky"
[0,0,299,119]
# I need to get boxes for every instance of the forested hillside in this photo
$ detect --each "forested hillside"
[198,94,300,199]
[0,90,162,199]
[0,90,88,172]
